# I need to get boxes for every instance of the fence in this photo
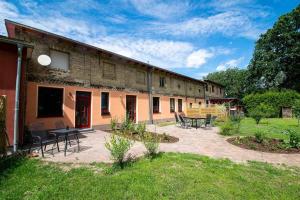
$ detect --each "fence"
[186,104,228,120]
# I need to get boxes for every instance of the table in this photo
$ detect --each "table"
[49,128,79,156]
[184,116,206,129]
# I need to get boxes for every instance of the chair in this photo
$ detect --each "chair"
[204,114,212,127]
[179,115,191,128]
[28,122,59,157]
[174,112,181,126]
[211,116,217,126]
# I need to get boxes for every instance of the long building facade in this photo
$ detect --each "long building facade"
[4,20,224,134]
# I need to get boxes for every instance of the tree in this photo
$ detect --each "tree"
[247,5,300,92]
[205,68,248,98]
[248,103,275,124]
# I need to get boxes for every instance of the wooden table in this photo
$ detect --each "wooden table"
[184,116,206,129]
[49,128,79,156]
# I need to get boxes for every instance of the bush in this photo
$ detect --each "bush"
[105,135,133,167]
[120,116,135,134]
[254,131,266,143]
[248,103,275,124]
[143,134,159,157]
[243,90,300,117]
[220,121,236,136]
[292,99,300,126]
[135,123,146,138]
[286,129,300,148]
[110,117,118,131]
[229,115,243,132]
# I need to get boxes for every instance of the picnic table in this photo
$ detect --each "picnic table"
[184,116,206,129]
[49,128,80,156]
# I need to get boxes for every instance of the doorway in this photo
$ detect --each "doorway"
[75,91,91,128]
[126,95,136,122]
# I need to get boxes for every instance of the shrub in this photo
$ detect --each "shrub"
[220,121,235,136]
[254,131,266,143]
[286,129,300,148]
[105,135,133,167]
[229,115,243,131]
[248,103,275,124]
[143,134,159,157]
[110,117,118,131]
[120,116,135,134]
[292,99,300,126]
[135,123,146,138]
[243,90,300,117]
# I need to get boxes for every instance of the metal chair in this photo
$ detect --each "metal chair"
[204,114,212,127]
[28,122,59,157]
[174,112,181,126]
[179,115,191,128]
[211,116,217,126]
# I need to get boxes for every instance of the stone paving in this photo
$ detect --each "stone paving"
[41,125,300,167]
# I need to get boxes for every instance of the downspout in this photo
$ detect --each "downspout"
[147,67,154,124]
[13,44,23,152]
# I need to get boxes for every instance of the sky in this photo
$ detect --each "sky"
[0,0,299,79]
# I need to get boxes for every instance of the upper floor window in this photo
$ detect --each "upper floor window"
[153,97,160,113]
[170,98,175,113]
[38,87,63,118]
[205,85,208,91]
[178,99,182,112]
[177,84,181,89]
[198,88,201,93]
[219,88,222,95]
[50,50,69,71]
[159,77,166,87]
[136,70,146,84]
[101,92,109,115]
[103,62,116,79]
[212,85,215,93]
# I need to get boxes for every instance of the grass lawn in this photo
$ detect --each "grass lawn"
[222,118,300,140]
[1,153,300,200]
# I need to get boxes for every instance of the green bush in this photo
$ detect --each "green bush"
[229,115,243,132]
[243,90,300,117]
[220,121,236,136]
[120,116,135,134]
[286,129,300,148]
[143,134,159,157]
[292,99,300,126]
[105,135,133,167]
[110,117,118,131]
[135,123,146,138]
[254,131,266,143]
[248,103,275,124]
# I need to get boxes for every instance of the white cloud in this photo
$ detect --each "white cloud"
[186,49,214,68]
[129,0,191,19]
[196,72,209,79]
[216,57,244,71]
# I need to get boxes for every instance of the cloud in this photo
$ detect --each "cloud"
[129,0,191,19]
[196,72,209,79]
[216,57,244,71]
[186,49,214,68]
[149,11,263,39]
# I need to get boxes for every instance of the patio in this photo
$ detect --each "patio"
[40,125,300,167]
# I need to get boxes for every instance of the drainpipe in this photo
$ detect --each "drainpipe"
[147,67,154,124]
[13,44,23,152]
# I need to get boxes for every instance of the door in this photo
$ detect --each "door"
[75,91,91,128]
[126,95,136,122]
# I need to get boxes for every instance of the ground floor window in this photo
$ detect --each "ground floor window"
[170,98,175,113]
[178,99,182,112]
[153,97,160,113]
[38,87,63,117]
[101,92,109,115]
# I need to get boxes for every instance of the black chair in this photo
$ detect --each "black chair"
[174,112,181,126]
[28,122,59,157]
[211,116,217,126]
[204,114,212,127]
[179,115,191,128]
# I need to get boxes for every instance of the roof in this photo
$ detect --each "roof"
[204,79,224,87]
[0,35,33,48]
[5,19,206,85]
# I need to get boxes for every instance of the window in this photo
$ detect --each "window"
[177,84,181,89]
[38,87,63,117]
[159,77,165,87]
[103,62,116,79]
[50,50,69,70]
[212,86,215,93]
[206,100,209,107]
[219,88,222,95]
[178,99,182,112]
[153,97,160,113]
[189,103,192,108]
[101,92,109,115]
[136,70,146,84]
[205,85,208,91]
[170,98,175,113]
[198,88,201,93]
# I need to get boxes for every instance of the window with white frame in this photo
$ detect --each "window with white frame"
[50,50,69,70]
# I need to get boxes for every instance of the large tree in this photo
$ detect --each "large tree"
[247,5,300,92]
[205,68,248,99]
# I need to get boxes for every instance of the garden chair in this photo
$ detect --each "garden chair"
[204,114,212,127]
[174,112,181,126]
[28,122,59,157]
[211,116,217,126]
[179,115,191,129]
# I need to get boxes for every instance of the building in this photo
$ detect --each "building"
[203,79,225,105]
[3,19,214,140]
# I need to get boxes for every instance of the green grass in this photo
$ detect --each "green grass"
[1,153,300,200]
[218,118,300,140]
[157,121,176,127]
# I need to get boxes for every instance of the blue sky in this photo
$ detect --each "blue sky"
[0,0,299,79]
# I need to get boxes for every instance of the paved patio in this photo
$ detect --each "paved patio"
[41,125,300,167]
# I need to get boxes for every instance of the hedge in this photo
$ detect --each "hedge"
[243,90,300,117]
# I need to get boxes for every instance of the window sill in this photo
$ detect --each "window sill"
[37,115,64,118]
[101,112,111,116]
[153,112,161,114]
